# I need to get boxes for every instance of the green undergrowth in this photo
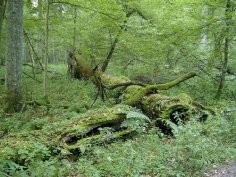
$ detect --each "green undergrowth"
[77,110,236,177]
[1,108,234,177]
[0,64,235,176]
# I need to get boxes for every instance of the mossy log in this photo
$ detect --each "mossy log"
[65,51,210,131]
[67,52,130,84]
[59,105,133,152]
[68,52,196,92]
[122,72,196,106]
[0,53,210,166]
[0,105,138,162]
[67,52,207,124]
[0,94,209,163]
[51,91,208,152]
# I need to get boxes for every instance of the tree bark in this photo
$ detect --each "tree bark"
[101,6,147,72]
[1,53,210,161]
[101,37,119,72]
[44,0,49,101]
[5,0,24,112]
[0,0,6,41]
[73,7,77,50]
[37,0,43,63]
[0,0,7,64]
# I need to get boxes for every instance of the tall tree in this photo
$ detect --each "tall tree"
[38,0,43,62]
[44,0,49,101]
[0,0,6,43]
[5,0,24,112]
[72,7,77,50]
[215,0,233,99]
[0,0,7,64]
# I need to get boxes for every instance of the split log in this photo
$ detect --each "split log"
[0,105,143,162]
[59,105,136,154]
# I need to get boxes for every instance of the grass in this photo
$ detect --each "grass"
[0,64,235,177]
[77,113,236,177]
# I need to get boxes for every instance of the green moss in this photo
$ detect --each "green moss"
[122,86,146,106]
[122,72,196,107]
[64,129,133,151]
[101,73,130,86]
[3,91,23,113]
[146,72,196,91]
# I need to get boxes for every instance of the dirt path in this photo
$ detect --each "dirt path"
[205,163,236,177]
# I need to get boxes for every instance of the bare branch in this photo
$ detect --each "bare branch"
[51,1,118,20]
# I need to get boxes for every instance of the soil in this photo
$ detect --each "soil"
[204,163,236,177]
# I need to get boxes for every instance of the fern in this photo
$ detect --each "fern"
[120,109,151,133]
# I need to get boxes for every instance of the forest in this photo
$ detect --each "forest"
[0,0,235,176]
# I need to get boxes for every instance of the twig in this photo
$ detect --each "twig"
[51,1,118,20]
[1,63,42,83]
[23,29,44,70]
[23,71,41,83]
[90,76,108,108]
[23,63,64,76]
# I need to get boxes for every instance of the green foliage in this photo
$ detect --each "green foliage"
[77,110,236,177]
[0,0,236,176]
[121,109,150,132]
[0,64,235,176]
[0,158,74,177]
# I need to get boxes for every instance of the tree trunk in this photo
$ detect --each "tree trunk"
[37,0,43,63]
[0,93,210,161]
[73,7,77,50]
[101,5,148,72]
[200,5,209,50]
[0,0,6,42]
[0,0,7,64]
[215,0,232,99]
[101,9,136,72]
[1,53,212,162]
[5,0,24,112]
[44,0,49,101]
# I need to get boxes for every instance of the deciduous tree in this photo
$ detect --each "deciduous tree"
[5,0,24,112]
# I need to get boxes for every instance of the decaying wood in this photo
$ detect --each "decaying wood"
[66,52,208,127]
[0,52,210,164]
[122,72,196,106]
[35,54,209,153]
[0,93,210,163]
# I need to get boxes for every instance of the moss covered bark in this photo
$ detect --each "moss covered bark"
[0,52,209,162]
[0,105,135,161]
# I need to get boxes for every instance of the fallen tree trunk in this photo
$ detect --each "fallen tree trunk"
[67,52,196,90]
[0,52,211,165]
[0,105,141,161]
[0,93,209,163]
[58,93,209,153]
[121,72,196,106]
[65,52,209,132]
[0,92,209,164]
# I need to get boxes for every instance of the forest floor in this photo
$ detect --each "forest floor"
[205,163,236,177]
[0,65,235,177]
